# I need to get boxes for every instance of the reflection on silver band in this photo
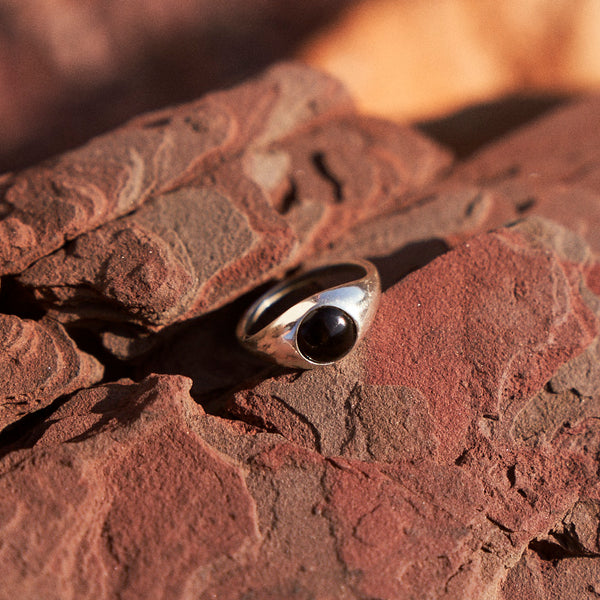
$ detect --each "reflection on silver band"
[237,259,381,369]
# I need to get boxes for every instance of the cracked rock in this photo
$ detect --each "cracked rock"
[323,97,600,270]
[226,217,600,597]
[0,63,600,600]
[501,548,600,600]
[12,63,450,333]
[0,315,103,431]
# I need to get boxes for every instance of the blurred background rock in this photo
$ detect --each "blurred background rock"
[1,0,599,172]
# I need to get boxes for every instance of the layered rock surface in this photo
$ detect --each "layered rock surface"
[9,64,450,332]
[0,315,103,430]
[0,64,599,599]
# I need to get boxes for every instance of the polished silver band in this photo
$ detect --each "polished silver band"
[237,259,381,369]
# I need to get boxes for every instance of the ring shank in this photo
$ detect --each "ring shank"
[244,263,369,336]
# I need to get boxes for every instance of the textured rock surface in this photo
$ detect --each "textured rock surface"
[448,96,600,254]
[500,546,600,599]
[456,97,600,192]
[2,219,598,599]
[0,376,262,599]
[230,219,600,457]
[0,315,103,430]
[324,96,600,278]
[0,63,599,599]
[2,63,352,277]
[225,218,600,596]
[10,64,450,332]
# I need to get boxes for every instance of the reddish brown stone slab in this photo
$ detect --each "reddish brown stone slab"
[180,412,600,599]
[14,65,451,330]
[16,179,296,328]
[224,218,600,596]
[457,96,600,193]
[1,215,599,596]
[446,96,600,254]
[0,62,354,277]
[230,218,599,459]
[500,549,600,600]
[0,352,597,598]
[2,68,600,600]
[324,97,600,276]
[269,114,453,256]
[462,181,600,259]
[0,375,261,599]
[0,315,103,431]
[363,219,598,460]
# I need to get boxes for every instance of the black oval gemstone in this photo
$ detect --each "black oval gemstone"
[297,306,357,363]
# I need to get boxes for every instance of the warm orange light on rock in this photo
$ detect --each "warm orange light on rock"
[300,0,600,121]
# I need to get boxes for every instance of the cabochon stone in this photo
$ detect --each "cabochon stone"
[297,306,357,363]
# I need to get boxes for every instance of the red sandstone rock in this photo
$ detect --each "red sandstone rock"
[0,315,103,430]
[231,218,599,457]
[457,97,600,193]
[1,63,354,277]
[325,96,600,272]
[500,549,600,599]
[13,64,451,330]
[447,96,600,254]
[2,217,599,599]
[0,375,261,599]
[226,218,600,597]
[1,65,600,600]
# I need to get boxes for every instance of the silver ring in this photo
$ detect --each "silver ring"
[237,259,381,369]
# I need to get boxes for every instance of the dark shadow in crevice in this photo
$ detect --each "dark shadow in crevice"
[132,282,286,415]
[312,151,343,202]
[515,197,536,214]
[528,539,576,561]
[0,277,46,320]
[417,93,568,159]
[65,322,140,385]
[454,448,469,466]
[279,178,298,215]
[506,464,516,487]
[529,535,600,561]
[369,238,450,292]
[0,394,67,460]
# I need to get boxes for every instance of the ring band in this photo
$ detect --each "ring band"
[237,259,381,369]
